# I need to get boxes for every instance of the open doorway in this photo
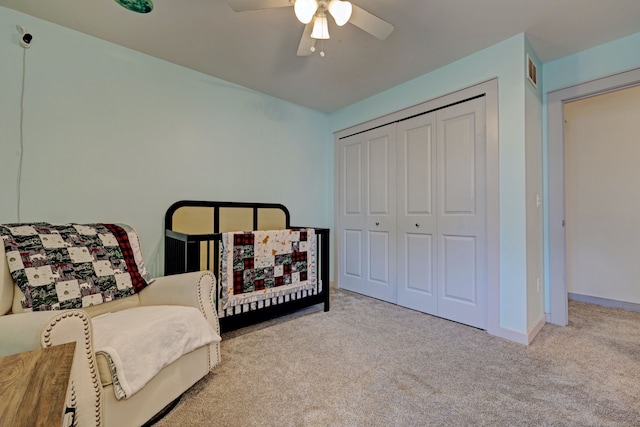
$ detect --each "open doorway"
[548,67,640,325]
[564,85,640,308]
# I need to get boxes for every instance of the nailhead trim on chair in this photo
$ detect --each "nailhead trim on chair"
[196,272,209,321]
[197,271,221,369]
[42,310,103,427]
[74,384,79,427]
[69,380,78,427]
[197,271,212,370]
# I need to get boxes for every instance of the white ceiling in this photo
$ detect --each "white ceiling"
[2,0,640,113]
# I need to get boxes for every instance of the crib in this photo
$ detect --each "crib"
[164,201,329,331]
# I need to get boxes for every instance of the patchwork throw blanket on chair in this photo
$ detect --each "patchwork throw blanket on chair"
[0,222,150,311]
[219,228,317,310]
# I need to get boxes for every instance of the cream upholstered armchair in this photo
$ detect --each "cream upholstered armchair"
[0,223,221,427]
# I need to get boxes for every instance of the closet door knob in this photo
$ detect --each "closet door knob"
[375,222,380,226]
[415,223,420,228]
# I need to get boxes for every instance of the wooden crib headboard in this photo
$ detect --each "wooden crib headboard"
[165,200,290,234]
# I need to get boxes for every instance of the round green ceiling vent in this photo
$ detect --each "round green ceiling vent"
[114,0,153,13]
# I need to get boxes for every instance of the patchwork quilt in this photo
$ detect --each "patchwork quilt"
[219,228,316,310]
[0,223,150,311]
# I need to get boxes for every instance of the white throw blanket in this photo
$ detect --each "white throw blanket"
[92,305,221,400]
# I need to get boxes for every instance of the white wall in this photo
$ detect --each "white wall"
[0,7,332,276]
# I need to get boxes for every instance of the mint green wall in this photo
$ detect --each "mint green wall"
[524,37,544,331]
[330,34,531,334]
[541,31,640,312]
[0,7,331,276]
[544,32,640,93]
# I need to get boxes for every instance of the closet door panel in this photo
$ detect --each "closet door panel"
[396,113,437,312]
[441,235,477,303]
[338,124,396,303]
[368,135,391,215]
[369,231,390,284]
[442,118,476,214]
[344,229,362,278]
[436,97,487,329]
[338,136,368,294]
[344,143,362,215]
[404,234,433,292]
[405,130,433,214]
[365,126,396,302]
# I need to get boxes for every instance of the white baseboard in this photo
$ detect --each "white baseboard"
[527,314,546,344]
[485,324,528,344]
[487,313,545,346]
[568,293,640,312]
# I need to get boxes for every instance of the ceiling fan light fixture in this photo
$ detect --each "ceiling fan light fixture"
[294,0,318,24]
[328,0,352,26]
[311,13,330,39]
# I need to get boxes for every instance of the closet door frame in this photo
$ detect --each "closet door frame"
[334,79,500,337]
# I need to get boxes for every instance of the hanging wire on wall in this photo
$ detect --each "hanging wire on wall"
[16,27,32,222]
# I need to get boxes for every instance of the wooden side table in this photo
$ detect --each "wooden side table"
[0,342,75,427]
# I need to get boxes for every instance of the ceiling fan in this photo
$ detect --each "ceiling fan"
[229,0,394,57]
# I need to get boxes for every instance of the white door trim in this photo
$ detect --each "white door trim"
[547,67,640,325]
[334,79,501,337]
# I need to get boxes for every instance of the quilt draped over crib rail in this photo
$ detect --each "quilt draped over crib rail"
[220,228,316,310]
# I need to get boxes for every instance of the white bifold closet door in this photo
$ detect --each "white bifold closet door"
[396,98,487,328]
[339,97,487,329]
[338,124,397,303]
[396,112,438,313]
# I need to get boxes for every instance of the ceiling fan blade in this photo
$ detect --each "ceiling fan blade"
[297,23,316,56]
[349,4,394,40]
[229,0,292,12]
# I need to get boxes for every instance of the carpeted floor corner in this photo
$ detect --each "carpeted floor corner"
[154,289,640,426]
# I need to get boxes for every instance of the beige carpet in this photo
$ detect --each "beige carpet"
[154,289,640,426]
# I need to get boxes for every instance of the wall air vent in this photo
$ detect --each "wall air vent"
[527,54,538,88]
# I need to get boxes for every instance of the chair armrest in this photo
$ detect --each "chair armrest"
[0,310,103,427]
[138,271,220,335]
[138,271,221,369]
[0,311,67,357]
[40,310,103,427]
